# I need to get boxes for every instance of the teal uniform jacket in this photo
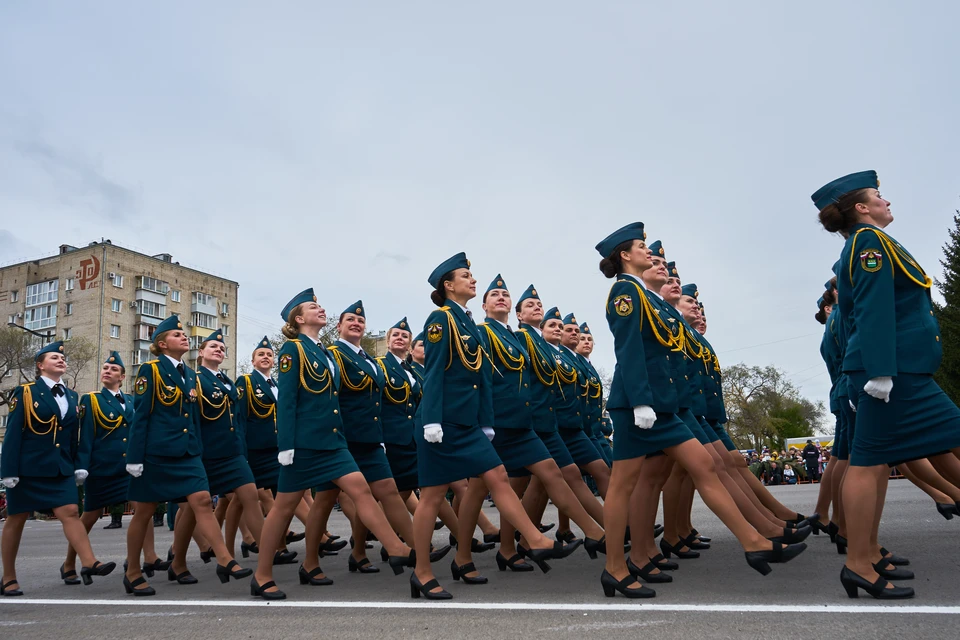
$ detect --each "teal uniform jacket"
[127,358,203,465]
[1,381,79,478]
[478,320,533,430]
[377,353,421,446]
[838,223,942,377]
[276,337,347,452]
[236,372,279,451]
[421,304,494,429]
[410,360,425,384]
[656,300,695,410]
[576,353,604,437]
[698,333,726,422]
[552,345,585,429]
[196,367,245,460]
[328,340,385,444]
[821,307,844,413]
[77,388,133,476]
[605,276,679,413]
[600,416,613,438]
[516,323,560,433]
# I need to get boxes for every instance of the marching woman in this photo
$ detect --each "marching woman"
[251,289,412,600]
[124,316,250,596]
[817,282,846,540]
[576,323,613,466]
[170,329,272,580]
[409,333,426,379]
[815,170,960,598]
[597,222,806,598]
[64,352,166,584]
[411,254,580,599]
[1,342,116,596]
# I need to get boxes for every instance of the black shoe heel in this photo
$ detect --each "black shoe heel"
[200,548,215,564]
[654,524,665,538]
[410,574,452,600]
[496,551,534,572]
[936,502,957,520]
[273,550,298,566]
[387,554,409,576]
[298,564,333,586]
[744,542,807,576]
[241,541,260,558]
[250,577,286,600]
[584,536,606,559]
[835,534,847,555]
[59,563,81,585]
[451,560,488,584]
[123,575,156,596]
[518,544,551,573]
[826,522,839,543]
[627,558,673,583]
[320,538,347,556]
[348,555,380,574]
[167,566,198,584]
[659,538,699,560]
[840,566,914,599]
[80,561,116,586]
[216,560,252,584]
[600,570,656,598]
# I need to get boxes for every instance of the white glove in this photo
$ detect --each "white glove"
[849,399,857,413]
[380,442,386,451]
[1,477,19,489]
[481,427,495,441]
[423,424,444,443]
[125,464,143,478]
[633,405,656,429]
[74,469,89,485]
[278,449,295,466]
[863,377,893,403]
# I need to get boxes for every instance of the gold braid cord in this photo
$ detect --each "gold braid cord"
[329,346,373,392]
[149,361,184,411]
[438,308,484,373]
[244,376,276,420]
[555,356,577,386]
[377,359,411,405]
[291,341,332,395]
[198,377,229,421]
[518,330,557,387]
[89,393,124,436]
[22,384,57,438]
[615,280,681,351]
[849,228,932,289]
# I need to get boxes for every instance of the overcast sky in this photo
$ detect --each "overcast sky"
[2,1,958,416]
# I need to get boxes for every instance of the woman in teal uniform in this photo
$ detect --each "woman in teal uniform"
[124,316,251,596]
[64,352,166,584]
[815,170,960,598]
[411,254,580,600]
[576,323,613,466]
[816,283,845,540]
[378,318,422,496]
[250,289,412,600]
[1,342,116,596]
[597,222,807,598]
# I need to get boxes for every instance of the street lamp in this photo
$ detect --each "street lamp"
[7,323,54,343]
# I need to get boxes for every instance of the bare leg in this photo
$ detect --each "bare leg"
[713,443,786,527]
[561,465,605,525]
[661,462,685,545]
[124,501,157,587]
[630,455,670,572]
[831,460,848,536]
[498,476,530,561]
[582,459,610,498]
[530,459,604,540]
[369,478,416,544]
[186,491,243,569]
[64,510,101,572]
[223,496,244,555]
[233,484,265,549]
[903,458,960,502]
[53,504,98,568]
[301,488,340,578]
[603,457,645,588]
[454,477,490,578]
[252,490,304,595]
[930,450,960,487]
[734,455,805,520]
[814,454,836,518]
[171,501,197,574]
[413,486,450,594]
[1,512,29,589]
[842,464,897,589]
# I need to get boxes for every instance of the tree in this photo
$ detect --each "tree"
[0,326,35,408]
[722,363,826,450]
[934,208,960,405]
[62,337,99,392]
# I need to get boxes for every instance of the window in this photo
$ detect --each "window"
[133,349,150,366]
[136,324,155,341]
[222,325,230,337]
[137,276,169,295]
[220,302,229,316]
[65,303,74,315]
[171,290,181,303]
[192,312,217,329]
[111,274,124,288]
[7,315,13,324]
[9,290,18,302]
[189,336,203,350]
[26,280,58,306]
[192,292,213,306]
[111,298,122,313]
[137,300,165,318]
[65,278,75,291]
[110,324,121,339]
[24,304,57,331]
[62,328,72,340]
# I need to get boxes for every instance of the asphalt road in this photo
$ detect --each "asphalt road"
[1,481,958,639]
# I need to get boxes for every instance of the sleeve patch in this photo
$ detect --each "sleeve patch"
[8,396,17,412]
[279,354,293,373]
[135,377,148,395]
[860,249,883,273]
[613,294,633,316]
[427,323,443,343]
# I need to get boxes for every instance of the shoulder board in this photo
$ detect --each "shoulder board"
[439,306,450,311]
[288,339,301,343]
[327,344,340,350]
[23,382,35,388]
[146,359,159,364]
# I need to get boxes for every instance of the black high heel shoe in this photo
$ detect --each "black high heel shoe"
[584,536,607,559]
[298,564,333,586]
[555,530,578,544]
[320,538,348,556]
[250,577,286,600]
[434,520,444,531]
[744,542,807,575]
[936,502,958,520]
[429,545,453,563]
[123,558,169,578]
[786,512,817,529]
[826,522,839,543]
[538,522,555,533]
[60,563,81,585]
[770,525,812,545]
[840,566,914,599]
[80,561,116,585]
[688,527,709,543]
[682,532,710,550]
[349,536,374,550]
[880,547,909,566]
[650,553,678,571]
[1,580,23,596]
[123,575,156,596]
[286,531,306,544]
[273,550,298,565]
[522,540,583,573]
[200,548,215,564]
[627,558,673,583]
[659,538,699,559]
[348,556,380,574]
[600,570,656,598]
[496,551,534,572]
[167,566,198,584]
[216,560,252,584]
[410,573,452,600]
[388,553,410,576]
[835,534,847,555]
[240,541,259,558]
[873,560,914,581]
[167,546,174,562]
[451,559,488,584]
[483,532,501,544]
[653,524,665,538]
[811,519,831,536]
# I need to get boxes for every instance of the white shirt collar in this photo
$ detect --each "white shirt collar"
[561,344,578,357]
[39,375,62,389]
[202,366,221,377]
[390,352,406,366]
[340,339,363,355]
[255,369,273,383]
[492,318,511,331]
[163,354,184,368]
[622,273,646,289]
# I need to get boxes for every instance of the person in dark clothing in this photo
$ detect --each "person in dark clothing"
[802,441,820,482]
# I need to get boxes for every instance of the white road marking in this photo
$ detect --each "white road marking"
[1,599,959,614]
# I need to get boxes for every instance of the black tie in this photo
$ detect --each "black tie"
[507,325,515,336]
[267,379,275,388]
[115,393,125,404]
[401,360,413,373]
[466,309,474,321]
[216,372,225,382]
[359,349,370,361]
[176,363,185,378]
[52,383,65,397]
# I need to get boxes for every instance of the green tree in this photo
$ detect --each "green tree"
[934,209,960,405]
[0,325,35,408]
[63,336,99,392]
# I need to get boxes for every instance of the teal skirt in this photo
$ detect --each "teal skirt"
[128,454,208,504]
[348,442,394,484]
[492,427,551,476]
[849,372,960,467]
[278,447,359,494]
[84,474,130,511]
[203,455,255,496]
[679,410,709,445]
[384,441,419,492]
[833,410,849,461]
[247,447,281,490]
[415,422,502,488]
[611,410,693,460]
[558,428,602,467]
[703,418,737,452]
[6,474,77,516]
[589,435,613,467]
